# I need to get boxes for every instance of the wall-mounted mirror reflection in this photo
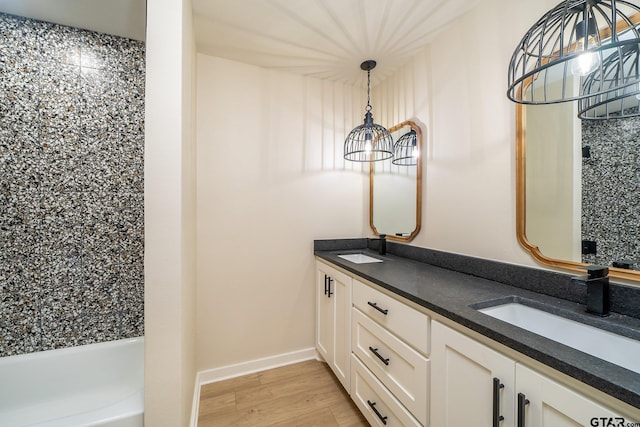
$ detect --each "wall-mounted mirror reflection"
[513,2,640,282]
[517,100,640,281]
[370,121,422,242]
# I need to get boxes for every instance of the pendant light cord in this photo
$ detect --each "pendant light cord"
[366,69,372,113]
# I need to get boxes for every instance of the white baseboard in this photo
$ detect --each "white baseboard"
[190,376,200,427]
[190,347,318,426]
[199,347,318,385]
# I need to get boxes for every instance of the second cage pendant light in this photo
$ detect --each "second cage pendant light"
[578,43,640,119]
[344,60,394,162]
[392,129,419,166]
[507,0,640,105]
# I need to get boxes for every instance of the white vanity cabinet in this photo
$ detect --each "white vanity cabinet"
[431,320,516,427]
[515,364,625,427]
[316,260,352,392]
[431,320,633,427]
[315,257,639,427]
[351,279,430,426]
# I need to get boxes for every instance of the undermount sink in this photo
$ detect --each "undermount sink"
[337,253,383,264]
[478,301,640,374]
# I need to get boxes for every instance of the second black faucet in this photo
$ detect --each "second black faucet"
[378,234,386,256]
[572,265,610,317]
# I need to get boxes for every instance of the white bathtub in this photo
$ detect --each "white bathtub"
[0,337,144,427]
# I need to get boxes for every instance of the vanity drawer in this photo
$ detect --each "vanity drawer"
[352,308,429,425]
[351,355,422,427]
[353,279,430,355]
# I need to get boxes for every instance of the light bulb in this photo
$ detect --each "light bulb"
[364,132,372,153]
[365,142,372,153]
[571,51,599,76]
[572,15,600,77]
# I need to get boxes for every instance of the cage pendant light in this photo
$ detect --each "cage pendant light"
[392,130,419,166]
[578,44,640,119]
[507,0,640,105]
[344,60,394,162]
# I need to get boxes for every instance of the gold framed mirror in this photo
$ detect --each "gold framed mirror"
[516,104,640,282]
[370,120,422,242]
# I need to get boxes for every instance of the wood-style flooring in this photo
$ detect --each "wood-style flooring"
[197,359,369,426]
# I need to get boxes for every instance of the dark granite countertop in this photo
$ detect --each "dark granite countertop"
[315,246,640,413]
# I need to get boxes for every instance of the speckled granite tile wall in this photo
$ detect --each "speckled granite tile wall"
[582,117,640,269]
[0,13,144,357]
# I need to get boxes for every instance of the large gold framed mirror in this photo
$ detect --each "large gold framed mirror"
[370,120,422,242]
[516,104,640,282]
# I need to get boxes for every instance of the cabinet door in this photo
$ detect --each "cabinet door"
[332,265,352,392]
[316,263,333,364]
[315,261,351,392]
[431,321,516,427]
[515,364,633,427]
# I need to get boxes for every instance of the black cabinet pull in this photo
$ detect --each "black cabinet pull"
[517,392,530,427]
[324,275,328,295]
[368,346,390,366]
[367,400,388,425]
[493,377,505,427]
[326,277,333,297]
[367,301,388,315]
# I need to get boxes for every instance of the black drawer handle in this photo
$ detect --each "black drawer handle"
[324,275,328,295]
[493,377,504,427]
[327,277,333,297]
[368,346,390,366]
[367,301,388,315]
[517,392,530,427]
[367,400,388,425]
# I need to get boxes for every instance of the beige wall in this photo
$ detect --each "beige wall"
[373,0,559,265]
[195,55,368,371]
[181,0,198,422]
[144,0,197,425]
[139,0,593,422]
[192,0,571,374]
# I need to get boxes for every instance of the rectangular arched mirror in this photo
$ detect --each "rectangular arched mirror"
[516,102,640,282]
[370,120,422,242]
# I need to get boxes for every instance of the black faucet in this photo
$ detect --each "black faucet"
[612,259,637,270]
[573,265,610,316]
[378,234,386,256]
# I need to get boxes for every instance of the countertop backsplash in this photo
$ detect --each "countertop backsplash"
[315,238,640,320]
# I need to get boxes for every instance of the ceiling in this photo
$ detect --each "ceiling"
[0,0,479,86]
[0,0,146,41]
[194,0,479,87]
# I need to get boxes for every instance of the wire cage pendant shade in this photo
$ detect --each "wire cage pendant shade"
[507,0,640,105]
[578,43,640,118]
[344,60,394,162]
[392,130,419,166]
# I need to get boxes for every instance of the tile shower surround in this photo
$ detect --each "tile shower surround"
[0,13,145,357]
[582,117,640,268]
